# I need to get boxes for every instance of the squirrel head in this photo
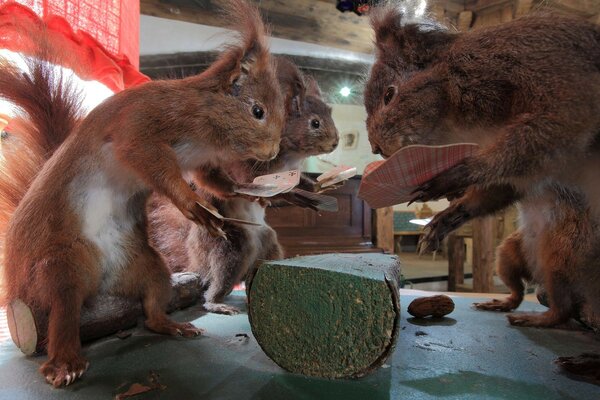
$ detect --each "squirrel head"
[197,0,285,162]
[364,4,456,158]
[276,57,338,157]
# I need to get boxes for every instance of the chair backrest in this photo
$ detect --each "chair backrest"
[393,211,420,232]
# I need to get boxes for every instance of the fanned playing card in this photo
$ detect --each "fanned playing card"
[358,143,480,208]
[291,189,339,212]
[196,202,262,227]
[316,166,357,189]
[235,170,301,197]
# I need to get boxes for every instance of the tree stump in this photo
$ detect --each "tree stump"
[247,253,401,379]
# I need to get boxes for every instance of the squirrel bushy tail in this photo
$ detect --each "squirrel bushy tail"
[0,43,85,262]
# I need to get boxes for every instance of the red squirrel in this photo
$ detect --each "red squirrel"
[0,0,284,387]
[365,5,600,329]
[148,57,339,314]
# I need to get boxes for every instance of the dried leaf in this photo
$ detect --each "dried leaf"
[115,383,153,400]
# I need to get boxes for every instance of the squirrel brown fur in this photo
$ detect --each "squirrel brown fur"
[365,6,600,329]
[0,0,284,387]
[148,56,339,315]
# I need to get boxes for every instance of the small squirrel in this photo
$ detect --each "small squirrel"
[365,7,600,329]
[148,57,339,315]
[0,0,284,387]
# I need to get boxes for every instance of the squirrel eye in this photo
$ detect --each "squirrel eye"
[383,86,396,106]
[310,119,320,129]
[252,104,265,120]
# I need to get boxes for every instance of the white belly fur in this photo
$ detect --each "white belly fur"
[71,170,136,290]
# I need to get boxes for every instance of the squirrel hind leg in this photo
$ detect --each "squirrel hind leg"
[41,287,88,387]
[119,243,203,337]
[474,231,530,312]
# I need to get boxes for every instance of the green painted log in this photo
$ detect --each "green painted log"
[247,253,401,379]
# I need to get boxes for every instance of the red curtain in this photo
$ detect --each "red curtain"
[0,1,149,92]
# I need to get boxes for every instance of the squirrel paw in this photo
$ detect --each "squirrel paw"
[409,161,473,203]
[183,201,226,238]
[506,311,565,327]
[473,298,518,312]
[41,357,89,388]
[145,318,204,337]
[203,302,241,315]
[419,206,470,253]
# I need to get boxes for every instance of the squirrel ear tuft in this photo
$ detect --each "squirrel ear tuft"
[218,0,272,90]
[275,57,306,116]
[371,4,455,69]
[303,76,322,99]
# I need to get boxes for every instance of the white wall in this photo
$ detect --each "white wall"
[304,104,380,175]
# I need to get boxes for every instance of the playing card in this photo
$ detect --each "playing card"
[196,202,262,226]
[235,170,301,197]
[317,166,358,189]
[291,189,339,212]
[358,143,480,208]
[234,183,280,197]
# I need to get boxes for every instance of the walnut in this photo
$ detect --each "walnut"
[407,295,455,318]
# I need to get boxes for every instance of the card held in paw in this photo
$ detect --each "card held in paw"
[358,143,480,208]
[235,169,301,197]
[316,165,357,189]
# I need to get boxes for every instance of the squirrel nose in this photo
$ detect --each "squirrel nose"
[372,145,382,155]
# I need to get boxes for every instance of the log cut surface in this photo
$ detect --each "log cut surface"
[247,253,401,378]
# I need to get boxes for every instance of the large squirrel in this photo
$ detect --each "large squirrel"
[365,4,600,333]
[0,0,284,387]
[148,57,339,315]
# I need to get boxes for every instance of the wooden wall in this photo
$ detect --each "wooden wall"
[428,0,599,31]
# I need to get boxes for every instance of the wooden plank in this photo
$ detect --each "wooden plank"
[447,234,465,292]
[431,3,447,22]
[471,216,496,293]
[468,0,512,13]
[442,0,470,14]
[140,0,374,55]
[514,0,533,18]
[501,4,514,22]
[550,0,599,16]
[458,10,474,31]
[375,207,395,253]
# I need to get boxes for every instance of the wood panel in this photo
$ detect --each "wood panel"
[266,175,380,256]
[471,216,496,293]
[375,207,394,253]
[447,234,465,291]
[141,0,470,55]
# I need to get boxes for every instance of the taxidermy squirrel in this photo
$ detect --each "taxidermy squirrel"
[365,5,600,329]
[0,0,284,387]
[148,56,339,315]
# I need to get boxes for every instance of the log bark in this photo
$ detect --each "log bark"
[7,273,203,355]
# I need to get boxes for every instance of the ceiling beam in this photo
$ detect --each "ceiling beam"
[464,0,598,16]
[140,0,375,55]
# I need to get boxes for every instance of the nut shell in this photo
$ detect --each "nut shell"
[407,295,455,318]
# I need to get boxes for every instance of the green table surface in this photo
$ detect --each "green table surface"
[0,291,598,399]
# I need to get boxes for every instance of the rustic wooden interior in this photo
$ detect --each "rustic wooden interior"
[140,0,599,293]
[141,0,599,55]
